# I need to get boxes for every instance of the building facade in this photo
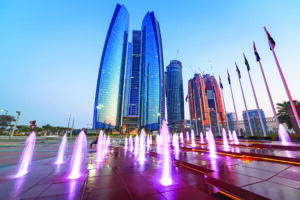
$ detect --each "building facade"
[165,60,185,132]
[242,109,269,136]
[123,42,132,117]
[139,12,165,131]
[188,74,226,136]
[93,4,129,129]
[226,112,238,133]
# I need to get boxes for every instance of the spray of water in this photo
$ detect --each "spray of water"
[129,135,133,152]
[278,124,290,145]
[156,134,160,152]
[124,137,128,150]
[186,131,190,141]
[173,134,179,152]
[232,131,239,145]
[228,130,233,140]
[180,132,183,143]
[160,121,172,185]
[207,129,217,158]
[55,134,68,165]
[200,132,204,143]
[95,131,104,162]
[68,131,87,179]
[191,130,196,148]
[134,135,139,156]
[15,131,36,178]
[222,128,229,150]
[138,130,146,162]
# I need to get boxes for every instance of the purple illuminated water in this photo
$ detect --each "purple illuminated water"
[232,131,239,144]
[95,131,104,162]
[160,121,172,185]
[228,130,233,140]
[186,131,190,141]
[173,134,179,152]
[129,135,133,152]
[191,130,196,148]
[180,132,183,142]
[138,129,146,162]
[278,124,290,145]
[222,128,229,150]
[207,129,217,158]
[105,135,110,154]
[200,132,204,143]
[55,134,68,165]
[134,135,139,156]
[68,131,87,179]
[15,131,36,178]
[124,137,128,150]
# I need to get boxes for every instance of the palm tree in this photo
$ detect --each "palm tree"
[277,100,300,129]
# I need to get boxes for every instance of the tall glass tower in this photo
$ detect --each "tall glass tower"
[123,42,132,117]
[93,4,129,129]
[139,12,165,131]
[166,60,185,132]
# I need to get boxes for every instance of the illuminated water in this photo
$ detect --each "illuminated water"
[95,131,105,162]
[228,130,233,140]
[160,121,172,185]
[278,124,290,145]
[55,134,68,165]
[186,131,190,141]
[134,135,139,156]
[129,135,133,152]
[156,134,160,152]
[207,129,217,158]
[191,130,196,148]
[15,131,36,178]
[200,132,204,143]
[68,131,87,179]
[180,132,183,142]
[124,137,128,150]
[232,131,239,145]
[222,128,229,150]
[173,134,179,152]
[138,129,146,162]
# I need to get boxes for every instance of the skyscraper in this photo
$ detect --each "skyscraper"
[188,74,226,135]
[93,4,129,129]
[165,60,185,132]
[123,42,132,117]
[139,12,165,131]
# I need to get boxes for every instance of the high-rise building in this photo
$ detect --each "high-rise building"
[188,74,226,135]
[129,31,141,116]
[123,42,132,117]
[165,60,185,132]
[243,109,269,136]
[93,4,129,129]
[139,12,165,131]
[226,112,238,132]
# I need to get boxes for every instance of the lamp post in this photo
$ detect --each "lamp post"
[67,112,71,136]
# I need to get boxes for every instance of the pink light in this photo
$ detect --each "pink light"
[55,134,68,165]
[222,128,229,150]
[160,121,172,186]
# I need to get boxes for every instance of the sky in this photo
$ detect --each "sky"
[0,0,300,128]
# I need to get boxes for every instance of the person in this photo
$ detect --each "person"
[90,135,98,148]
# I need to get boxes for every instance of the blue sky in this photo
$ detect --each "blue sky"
[0,0,300,128]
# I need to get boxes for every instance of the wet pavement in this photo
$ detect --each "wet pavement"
[0,137,299,200]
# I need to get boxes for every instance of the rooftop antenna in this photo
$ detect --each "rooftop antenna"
[175,50,179,60]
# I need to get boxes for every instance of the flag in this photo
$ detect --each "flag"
[30,120,36,125]
[264,26,275,50]
[235,63,241,79]
[243,54,250,71]
[227,70,231,85]
[253,42,260,62]
[219,75,223,89]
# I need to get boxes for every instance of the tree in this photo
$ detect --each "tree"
[0,115,15,130]
[277,100,300,129]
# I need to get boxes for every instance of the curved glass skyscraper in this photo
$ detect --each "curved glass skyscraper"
[93,4,129,129]
[139,12,164,131]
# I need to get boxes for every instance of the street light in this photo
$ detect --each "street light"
[67,112,71,136]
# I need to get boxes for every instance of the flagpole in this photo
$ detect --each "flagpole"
[200,78,206,134]
[220,85,230,132]
[213,87,221,136]
[254,42,279,128]
[228,70,241,136]
[245,56,267,137]
[236,63,254,136]
[192,86,199,136]
[205,90,213,131]
[264,26,300,130]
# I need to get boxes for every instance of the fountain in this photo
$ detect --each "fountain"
[278,124,290,145]
[160,121,172,185]
[68,131,87,179]
[173,134,179,152]
[150,135,152,144]
[228,130,233,140]
[138,130,146,162]
[200,132,204,143]
[95,131,104,162]
[134,135,139,156]
[180,132,183,142]
[124,137,128,150]
[191,130,196,148]
[129,135,133,152]
[232,130,239,145]
[55,134,68,165]
[156,134,160,152]
[105,135,110,154]
[207,129,217,158]
[186,131,190,141]
[222,128,229,150]
[15,131,36,178]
